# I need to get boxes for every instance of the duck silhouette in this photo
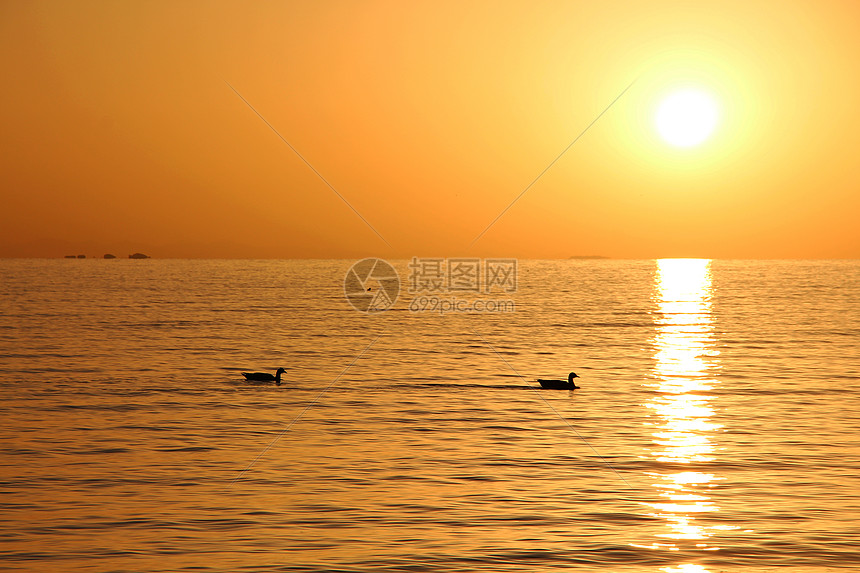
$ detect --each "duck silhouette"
[537,372,580,390]
[241,368,286,385]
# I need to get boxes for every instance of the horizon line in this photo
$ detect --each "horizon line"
[2,255,859,262]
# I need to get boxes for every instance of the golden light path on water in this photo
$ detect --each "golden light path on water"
[639,259,738,572]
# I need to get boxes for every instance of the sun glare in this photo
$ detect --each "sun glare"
[655,89,719,148]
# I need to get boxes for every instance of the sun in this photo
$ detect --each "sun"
[655,89,719,148]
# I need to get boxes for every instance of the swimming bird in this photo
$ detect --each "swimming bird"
[537,372,580,390]
[241,368,286,385]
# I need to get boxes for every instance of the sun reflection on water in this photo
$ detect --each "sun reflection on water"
[639,259,734,568]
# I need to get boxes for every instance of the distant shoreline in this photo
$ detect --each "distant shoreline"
[1,256,858,261]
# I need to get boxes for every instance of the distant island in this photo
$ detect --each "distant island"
[62,253,150,259]
[569,255,610,260]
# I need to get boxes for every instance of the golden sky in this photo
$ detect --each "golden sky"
[2,0,858,258]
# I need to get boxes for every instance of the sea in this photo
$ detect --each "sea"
[0,258,858,572]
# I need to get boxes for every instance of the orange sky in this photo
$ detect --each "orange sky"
[2,1,858,259]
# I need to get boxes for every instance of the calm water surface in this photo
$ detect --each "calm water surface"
[0,259,858,572]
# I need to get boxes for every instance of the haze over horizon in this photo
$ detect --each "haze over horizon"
[3,1,859,260]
